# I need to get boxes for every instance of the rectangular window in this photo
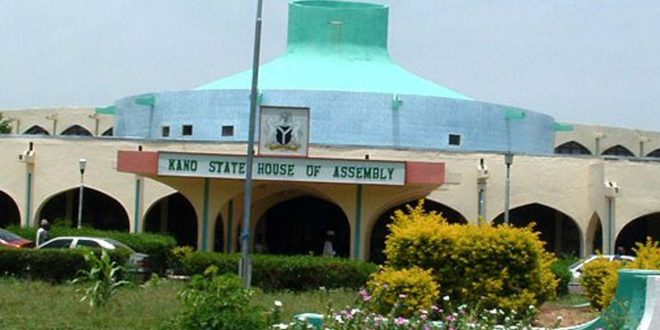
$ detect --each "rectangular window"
[161,126,170,137]
[448,134,461,146]
[221,125,234,137]
[182,125,193,136]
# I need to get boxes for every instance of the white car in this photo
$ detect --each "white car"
[38,236,152,276]
[568,254,635,293]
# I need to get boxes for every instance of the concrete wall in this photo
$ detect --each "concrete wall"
[114,89,555,154]
[556,123,660,157]
[2,132,660,259]
[1,107,113,137]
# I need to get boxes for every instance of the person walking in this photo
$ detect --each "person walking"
[36,219,51,247]
[322,230,335,257]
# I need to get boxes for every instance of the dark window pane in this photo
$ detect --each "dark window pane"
[40,239,72,249]
[77,240,101,248]
[602,145,634,157]
[448,134,461,146]
[182,125,193,136]
[221,125,234,137]
[555,141,591,155]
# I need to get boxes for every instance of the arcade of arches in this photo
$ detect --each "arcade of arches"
[254,196,350,258]
[493,203,581,256]
[144,193,198,248]
[0,191,20,228]
[7,186,657,262]
[616,213,660,253]
[38,187,129,231]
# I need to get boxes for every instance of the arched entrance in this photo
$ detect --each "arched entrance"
[493,203,581,256]
[61,125,92,136]
[214,214,224,252]
[23,125,49,135]
[38,188,129,231]
[369,200,467,264]
[0,191,20,228]
[555,141,592,155]
[616,213,660,254]
[254,196,350,257]
[586,213,603,255]
[144,193,198,248]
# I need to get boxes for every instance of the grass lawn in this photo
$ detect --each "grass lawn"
[0,277,357,330]
[0,278,183,330]
[0,277,597,329]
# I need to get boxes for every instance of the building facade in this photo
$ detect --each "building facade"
[1,0,659,261]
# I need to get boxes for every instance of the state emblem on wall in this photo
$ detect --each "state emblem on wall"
[259,106,309,157]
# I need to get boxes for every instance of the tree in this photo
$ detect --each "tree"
[0,113,12,134]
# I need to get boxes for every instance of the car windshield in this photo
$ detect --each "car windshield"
[103,238,135,253]
[0,229,22,241]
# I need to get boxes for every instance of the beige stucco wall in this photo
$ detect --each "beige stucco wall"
[1,107,113,136]
[2,108,660,259]
[556,123,660,157]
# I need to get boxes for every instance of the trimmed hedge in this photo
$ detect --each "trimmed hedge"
[7,225,176,273]
[175,252,378,291]
[0,248,128,282]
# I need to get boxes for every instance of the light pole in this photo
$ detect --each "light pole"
[240,0,265,288]
[504,153,513,224]
[77,159,87,229]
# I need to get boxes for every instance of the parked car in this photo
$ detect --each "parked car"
[568,254,635,293]
[38,236,152,277]
[0,228,34,248]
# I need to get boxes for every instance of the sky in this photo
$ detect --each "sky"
[1,0,659,130]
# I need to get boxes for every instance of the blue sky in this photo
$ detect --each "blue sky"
[1,0,659,130]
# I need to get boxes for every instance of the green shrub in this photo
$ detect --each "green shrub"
[175,252,377,291]
[7,225,176,273]
[599,238,660,309]
[0,248,128,282]
[163,266,268,330]
[366,266,439,317]
[579,257,624,310]
[551,256,579,296]
[384,201,557,314]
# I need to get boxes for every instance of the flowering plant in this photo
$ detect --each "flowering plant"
[272,288,545,330]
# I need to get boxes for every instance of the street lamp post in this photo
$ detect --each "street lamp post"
[239,0,265,289]
[504,153,513,224]
[77,159,87,229]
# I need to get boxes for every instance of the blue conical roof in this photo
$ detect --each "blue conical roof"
[198,0,470,100]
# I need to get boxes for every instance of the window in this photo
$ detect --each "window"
[76,240,101,248]
[646,149,660,158]
[448,134,461,146]
[101,127,113,136]
[23,125,50,135]
[61,125,92,136]
[161,126,170,137]
[602,145,634,157]
[221,125,234,137]
[40,239,73,249]
[554,141,591,155]
[182,125,193,136]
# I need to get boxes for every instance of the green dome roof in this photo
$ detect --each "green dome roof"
[197,0,470,100]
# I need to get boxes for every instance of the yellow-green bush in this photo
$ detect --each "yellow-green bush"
[629,238,660,269]
[599,239,660,309]
[366,266,439,317]
[579,257,624,310]
[384,201,557,313]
